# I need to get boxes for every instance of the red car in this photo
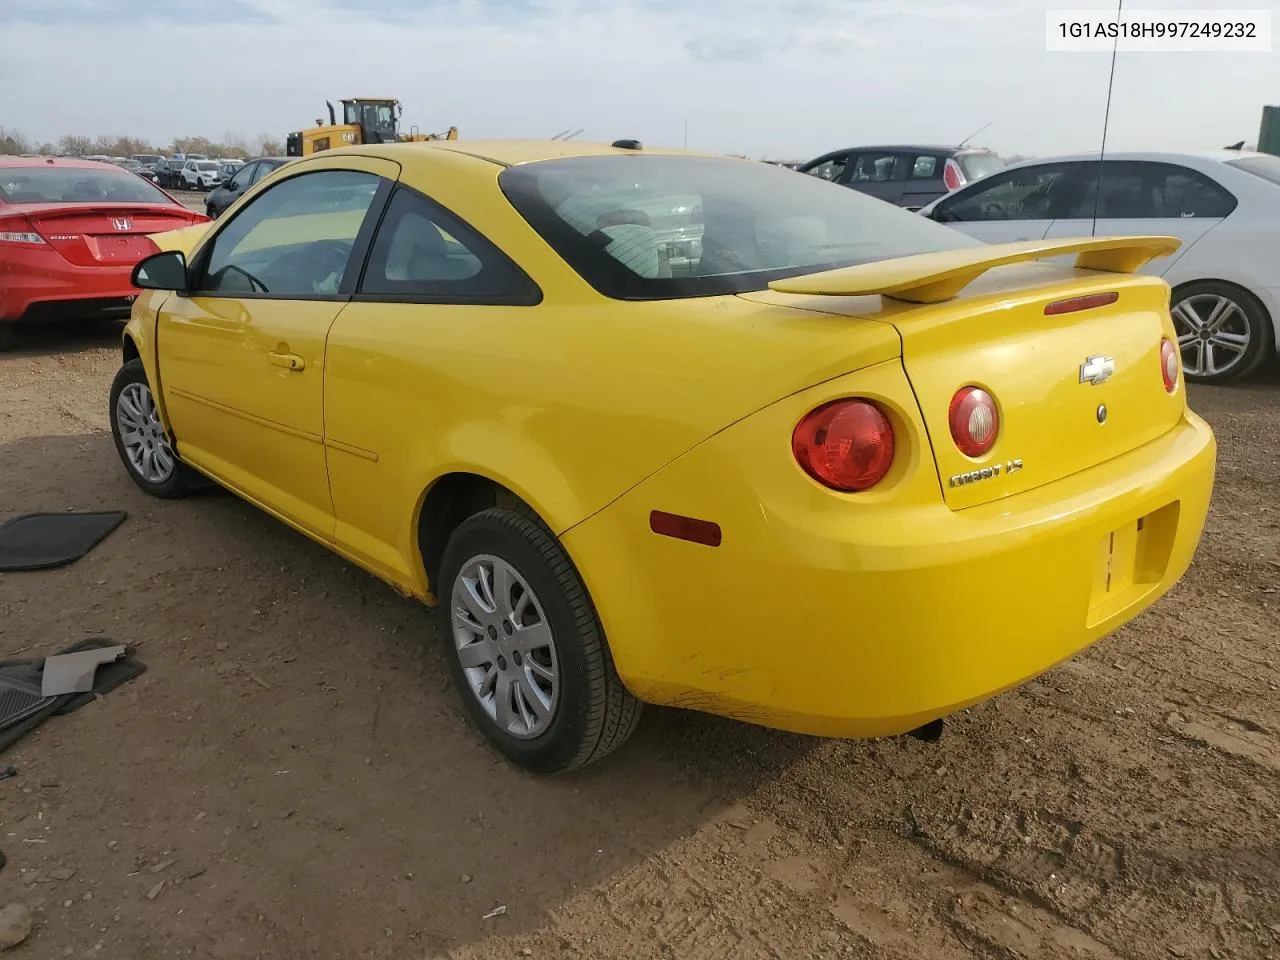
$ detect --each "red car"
[0,157,208,346]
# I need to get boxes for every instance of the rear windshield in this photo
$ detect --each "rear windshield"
[1225,154,1280,187]
[0,166,172,204]
[499,155,981,300]
[957,151,1004,182]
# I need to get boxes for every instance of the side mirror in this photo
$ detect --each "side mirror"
[132,250,188,291]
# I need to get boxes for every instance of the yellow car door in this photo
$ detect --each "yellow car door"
[156,155,400,542]
[321,182,544,590]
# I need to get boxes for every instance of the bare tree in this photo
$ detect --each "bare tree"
[57,134,93,156]
[255,134,284,157]
[0,126,32,155]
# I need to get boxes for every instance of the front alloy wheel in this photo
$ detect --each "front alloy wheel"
[116,381,176,485]
[108,359,191,498]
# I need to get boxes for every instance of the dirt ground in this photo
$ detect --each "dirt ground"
[0,321,1277,960]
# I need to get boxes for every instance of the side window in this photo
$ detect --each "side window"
[1074,162,1158,219]
[358,185,540,304]
[1152,164,1236,218]
[804,154,849,182]
[850,152,905,183]
[229,162,257,191]
[910,154,941,180]
[197,169,382,297]
[250,161,281,185]
[1067,162,1240,220]
[935,164,1074,222]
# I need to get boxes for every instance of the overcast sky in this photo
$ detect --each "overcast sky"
[1,0,1277,159]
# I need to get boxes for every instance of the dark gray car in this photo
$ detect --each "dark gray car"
[204,157,290,218]
[797,144,1004,209]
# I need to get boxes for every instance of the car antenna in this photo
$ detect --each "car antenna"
[956,121,991,148]
[1091,0,1124,238]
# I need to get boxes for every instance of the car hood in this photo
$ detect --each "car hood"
[149,220,213,257]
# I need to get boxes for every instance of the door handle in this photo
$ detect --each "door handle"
[268,351,305,372]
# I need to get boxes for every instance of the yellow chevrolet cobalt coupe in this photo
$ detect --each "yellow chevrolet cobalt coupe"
[112,139,1215,773]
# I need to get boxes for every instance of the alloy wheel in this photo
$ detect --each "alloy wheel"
[451,554,560,739]
[1171,293,1253,379]
[115,382,176,484]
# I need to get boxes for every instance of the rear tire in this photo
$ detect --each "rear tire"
[437,507,641,774]
[1170,281,1274,384]
[108,359,197,499]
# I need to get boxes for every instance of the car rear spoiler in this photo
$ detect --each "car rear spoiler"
[767,235,1181,304]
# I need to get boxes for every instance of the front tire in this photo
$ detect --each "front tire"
[109,359,192,498]
[437,507,641,774]
[1171,281,1274,384]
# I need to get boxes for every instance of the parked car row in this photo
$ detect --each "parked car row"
[5,137,1278,385]
[146,155,246,191]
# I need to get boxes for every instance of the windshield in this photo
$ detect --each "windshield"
[196,161,219,171]
[0,166,172,204]
[1225,154,1280,187]
[500,155,981,300]
[132,155,162,164]
[957,151,1004,182]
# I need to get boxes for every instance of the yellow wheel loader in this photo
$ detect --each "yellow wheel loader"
[286,98,458,157]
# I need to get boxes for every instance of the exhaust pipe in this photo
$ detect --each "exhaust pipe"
[326,101,336,126]
[907,718,944,743]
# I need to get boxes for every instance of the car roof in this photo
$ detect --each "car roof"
[0,156,122,170]
[814,144,994,156]
[335,139,720,168]
[1003,149,1269,168]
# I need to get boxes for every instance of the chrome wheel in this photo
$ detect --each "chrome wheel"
[1172,293,1253,379]
[115,381,175,484]
[451,554,559,740]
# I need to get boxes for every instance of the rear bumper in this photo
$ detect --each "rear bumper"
[563,374,1216,739]
[0,251,137,322]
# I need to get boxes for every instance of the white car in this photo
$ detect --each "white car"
[180,159,222,192]
[918,150,1280,384]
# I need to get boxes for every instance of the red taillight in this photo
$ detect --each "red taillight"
[792,399,895,492]
[942,159,963,191]
[1160,338,1179,392]
[949,386,999,457]
[1044,291,1119,316]
[0,213,47,245]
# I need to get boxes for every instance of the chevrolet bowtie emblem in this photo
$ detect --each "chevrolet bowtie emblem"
[1079,355,1115,386]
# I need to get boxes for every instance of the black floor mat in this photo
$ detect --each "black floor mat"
[0,511,127,572]
[0,639,146,755]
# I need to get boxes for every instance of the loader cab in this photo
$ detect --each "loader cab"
[342,98,400,145]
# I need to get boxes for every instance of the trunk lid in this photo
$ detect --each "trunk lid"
[758,236,1187,510]
[16,203,197,267]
